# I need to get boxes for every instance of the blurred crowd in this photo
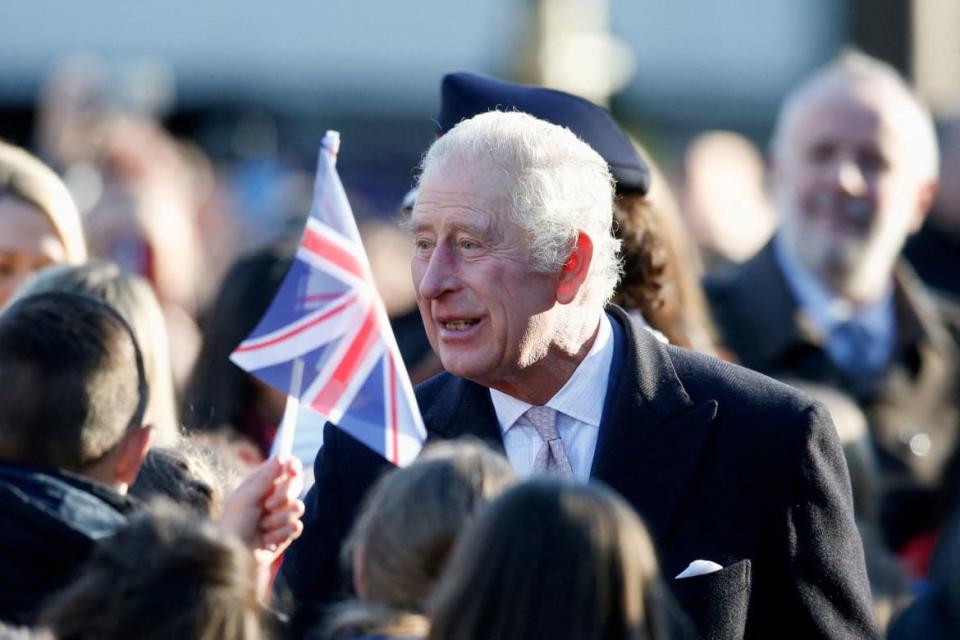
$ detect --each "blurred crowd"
[1,48,959,640]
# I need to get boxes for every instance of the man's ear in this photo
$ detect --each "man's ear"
[556,232,594,305]
[909,180,938,234]
[112,424,154,494]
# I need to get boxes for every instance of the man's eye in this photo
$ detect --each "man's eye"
[807,143,836,165]
[858,150,888,174]
[414,238,434,253]
[459,239,480,251]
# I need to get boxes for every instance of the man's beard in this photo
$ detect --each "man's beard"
[778,195,874,294]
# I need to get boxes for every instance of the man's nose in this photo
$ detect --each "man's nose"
[832,157,868,196]
[416,245,460,300]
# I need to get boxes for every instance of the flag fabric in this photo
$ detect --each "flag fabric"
[231,131,426,467]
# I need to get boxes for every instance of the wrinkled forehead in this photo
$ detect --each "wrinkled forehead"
[412,160,516,227]
[786,80,918,151]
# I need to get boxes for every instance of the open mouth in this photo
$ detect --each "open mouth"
[442,319,479,331]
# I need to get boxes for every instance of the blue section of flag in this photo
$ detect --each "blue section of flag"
[230,131,426,466]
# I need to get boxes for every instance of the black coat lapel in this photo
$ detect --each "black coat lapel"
[591,307,718,539]
[419,375,506,454]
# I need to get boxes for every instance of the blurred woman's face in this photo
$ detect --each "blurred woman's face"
[0,197,66,307]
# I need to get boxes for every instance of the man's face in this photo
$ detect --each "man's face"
[0,197,66,308]
[772,87,929,297]
[410,163,561,390]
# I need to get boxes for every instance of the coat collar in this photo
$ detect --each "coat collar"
[731,241,823,365]
[420,375,505,453]
[589,306,717,539]
[733,240,955,384]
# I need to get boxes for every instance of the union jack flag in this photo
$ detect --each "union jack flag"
[231,131,426,466]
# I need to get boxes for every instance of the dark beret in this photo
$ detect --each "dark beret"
[438,71,650,195]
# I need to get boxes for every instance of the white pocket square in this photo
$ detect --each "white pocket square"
[675,559,724,579]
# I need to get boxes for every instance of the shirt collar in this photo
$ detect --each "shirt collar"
[490,314,614,434]
[773,234,894,338]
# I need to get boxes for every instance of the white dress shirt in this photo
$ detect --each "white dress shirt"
[490,314,614,482]
[774,236,895,374]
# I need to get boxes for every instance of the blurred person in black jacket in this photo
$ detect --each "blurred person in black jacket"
[904,117,960,302]
[707,52,960,560]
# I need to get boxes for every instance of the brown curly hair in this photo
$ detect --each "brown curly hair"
[612,193,669,314]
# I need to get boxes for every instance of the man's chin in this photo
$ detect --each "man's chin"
[437,355,486,382]
[798,237,864,279]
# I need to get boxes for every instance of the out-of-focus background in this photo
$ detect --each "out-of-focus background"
[3,0,954,238]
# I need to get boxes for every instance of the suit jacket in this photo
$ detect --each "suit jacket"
[706,240,960,549]
[280,306,879,640]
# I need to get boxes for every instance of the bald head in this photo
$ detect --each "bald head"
[769,52,939,303]
[772,52,938,182]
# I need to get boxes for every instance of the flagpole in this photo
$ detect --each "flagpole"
[275,358,304,459]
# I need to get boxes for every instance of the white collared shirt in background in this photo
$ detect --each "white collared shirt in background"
[490,314,614,482]
[773,236,895,373]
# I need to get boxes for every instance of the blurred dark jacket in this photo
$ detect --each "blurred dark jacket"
[905,219,960,302]
[706,240,960,550]
[0,461,137,624]
[887,505,960,639]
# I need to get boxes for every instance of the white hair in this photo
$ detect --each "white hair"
[770,51,939,182]
[417,111,622,304]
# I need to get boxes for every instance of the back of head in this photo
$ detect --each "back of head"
[326,440,516,638]
[14,260,179,446]
[39,500,265,640]
[418,111,621,304]
[428,478,682,640]
[0,140,87,265]
[0,291,147,472]
[129,445,221,518]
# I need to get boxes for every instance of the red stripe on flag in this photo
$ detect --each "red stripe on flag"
[388,353,399,464]
[235,294,356,353]
[302,227,365,280]
[311,305,379,413]
[298,292,344,305]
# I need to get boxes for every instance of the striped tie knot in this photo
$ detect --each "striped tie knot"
[523,405,573,476]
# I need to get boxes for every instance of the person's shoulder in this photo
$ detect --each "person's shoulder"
[929,288,960,336]
[669,344,802,395]
[665,346,839,467]
[702,244,770,299]
[414,370,458,405]
[666,346,823,424]
[898,262,960,347]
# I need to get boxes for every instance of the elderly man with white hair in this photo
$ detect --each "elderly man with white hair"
[708,53,960,559]
[282,110,878,639]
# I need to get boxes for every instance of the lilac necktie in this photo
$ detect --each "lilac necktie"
[524,405,573,476]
